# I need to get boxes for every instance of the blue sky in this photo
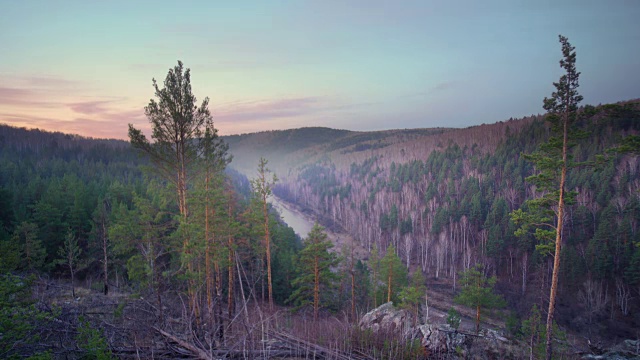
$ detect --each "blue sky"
[1,1,639,139]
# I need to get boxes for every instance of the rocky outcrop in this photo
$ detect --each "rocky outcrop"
[358,302,413,334]
[412,324,468,353]
[582,339,640,360]
[359,302,527,359]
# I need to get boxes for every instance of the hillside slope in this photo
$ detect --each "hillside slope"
[226,102,640,341]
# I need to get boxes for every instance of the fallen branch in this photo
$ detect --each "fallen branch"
[153,327,212,360]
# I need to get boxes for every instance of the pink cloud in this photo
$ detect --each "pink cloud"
[0,87,60,108]
[68,100,116,115]
[214,97,325,123]
[25,76,79,87]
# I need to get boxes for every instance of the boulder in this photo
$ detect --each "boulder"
[360,303,469,355]
[358,302,413,334]
[413,324,468,354]
[359,302,527,359]
[582,339,640,360]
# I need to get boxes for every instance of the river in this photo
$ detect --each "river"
[269,195,368,259]
[269,195,316,239]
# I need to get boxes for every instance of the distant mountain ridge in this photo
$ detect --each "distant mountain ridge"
[223,118,533,177]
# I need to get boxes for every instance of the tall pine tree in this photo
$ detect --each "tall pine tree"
[511,35,583,360]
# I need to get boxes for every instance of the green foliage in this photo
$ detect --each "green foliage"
[521,304,567,359]
[0,234,20,273]
[128,60,214,190]
[110,187,176,291]
[513,35,585,254]
[57,229,83,297]
[288,223,340,317]
[399,217,413,235]
[398,271,425,322]
[271,220,301,304]
[514,35,584,359]
[13,222,46,271]
[505,311,521,338]
[485,197,515,259]
[368,245,382,308]
[297,163,350,201]
[379,205,398,232]
[379,245,408,304]
[353,259,372,311]
[0,274,54,359]
[76,316,115,360]
[455,264,505,333]
[521,304,544,357]
[446,308,461,330]
[625,246,640,286]
[58,229,82,268]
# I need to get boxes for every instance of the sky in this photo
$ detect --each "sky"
[1,1,639,139]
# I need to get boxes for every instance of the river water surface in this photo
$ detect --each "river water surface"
[269,195,316,239]
[269,195,368,258]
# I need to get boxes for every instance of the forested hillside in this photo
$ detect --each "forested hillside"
[227,101,640,341]
[0,124,304,358]
[3,100,640,358]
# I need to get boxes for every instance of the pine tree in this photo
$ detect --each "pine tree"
[250,157,277,309]
[129,60,213,220]
[454,264,505,334]
[521,304,544,360]
[369,245,381,308]
[13,222,45,271]
[511,35,583,360]
[288,223,340,320]
[380,244,407,304]
[58,229,82,298]
[399,270,426,324]
[129,60,229,316]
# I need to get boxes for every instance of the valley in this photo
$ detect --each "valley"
[4,3,640,358]
[225,101,640,349]
[270,194,368,260]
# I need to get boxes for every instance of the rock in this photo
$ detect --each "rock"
[582,339,640,360]
[413,324,468,354]
[358,302,413,334]
[359,303,528,359]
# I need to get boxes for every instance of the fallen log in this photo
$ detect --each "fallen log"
[153,327,212,360]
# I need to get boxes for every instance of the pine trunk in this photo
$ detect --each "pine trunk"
[263,191,273,309]
[314,256,320,321]
[215,261,224,343]
[350,246,355,320]
[227,230,235,316]
[71,266,75,298]
[205,173,213,322]
[546,111,569,360]
[387,261,393,303]
[102,213,109,296]
[475,304,481,334]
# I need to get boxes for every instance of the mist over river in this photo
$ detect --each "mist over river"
[269,195,368,259]
[269,195,315,239]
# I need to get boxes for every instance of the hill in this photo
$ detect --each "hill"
[225,101,640,343]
